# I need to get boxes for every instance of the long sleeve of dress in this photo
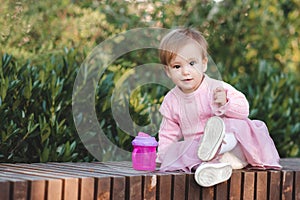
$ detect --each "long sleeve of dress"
[212,82,249,119]
[157,93,183,163]
[157,117,183,162]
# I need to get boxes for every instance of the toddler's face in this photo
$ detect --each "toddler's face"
[165,42,207,93]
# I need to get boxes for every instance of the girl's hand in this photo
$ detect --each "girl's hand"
[213,87,227,106]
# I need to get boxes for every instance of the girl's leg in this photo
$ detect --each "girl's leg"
[219,133,238,154]
[219,143,248,169]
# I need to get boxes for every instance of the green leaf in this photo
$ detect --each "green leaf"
[41,145,50,163]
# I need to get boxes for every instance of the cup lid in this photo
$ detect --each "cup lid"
[132,132,158,146]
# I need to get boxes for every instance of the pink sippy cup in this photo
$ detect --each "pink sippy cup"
[132,132,158,171]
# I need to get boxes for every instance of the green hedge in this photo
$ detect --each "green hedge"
[1,0,299,162]
[0,51,299,163]
[0,51,89,162]
[222,60,300,157]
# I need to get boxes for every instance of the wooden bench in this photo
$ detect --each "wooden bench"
[0,158,299,200]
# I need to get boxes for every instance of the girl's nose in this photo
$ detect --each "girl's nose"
[181,65,190,75]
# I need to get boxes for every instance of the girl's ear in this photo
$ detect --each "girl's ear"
[202,57,208,72]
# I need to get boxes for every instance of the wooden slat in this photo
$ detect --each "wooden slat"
[202,186,214,200]
[12,180,28,200]
[157,174,172,200]
[0,180,10,200]
[280,158,300,170]
[63,177,79,200]
[95,177,111,200]
[79,177,94,200]
[242,171,255,200]
[126,175,142,199]
[111,176,126,200]
[0,163,83,179]
[281,170,294,200]
[143,175,157,200]
[216,180,228,200]
[47,162,147,176]
[29,179,46,200]
[46,178,62,200]
[256,171,267,200]
[295,171,300,200]
[229,170,242,200]
[186,174,201,200]
[172,173,186,200]
[269,170,281,200]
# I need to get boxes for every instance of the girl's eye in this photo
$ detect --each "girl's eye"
[172,65,181,69]
[189,61,196,66]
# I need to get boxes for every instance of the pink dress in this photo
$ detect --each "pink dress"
[157,75,281,172]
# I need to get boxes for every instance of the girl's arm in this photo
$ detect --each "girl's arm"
[157,117,182,163]
[212,82,249,119]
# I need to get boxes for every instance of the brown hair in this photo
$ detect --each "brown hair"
[159,27,208,66]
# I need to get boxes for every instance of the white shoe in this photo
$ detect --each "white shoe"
[219,144,248,169]
[194,162,232,187]
[198,116,225,161]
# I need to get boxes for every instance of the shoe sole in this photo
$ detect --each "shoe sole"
[198,116,225,161]
[194,162,232,187]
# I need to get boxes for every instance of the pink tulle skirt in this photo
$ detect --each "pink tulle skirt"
[159,118,282,172]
